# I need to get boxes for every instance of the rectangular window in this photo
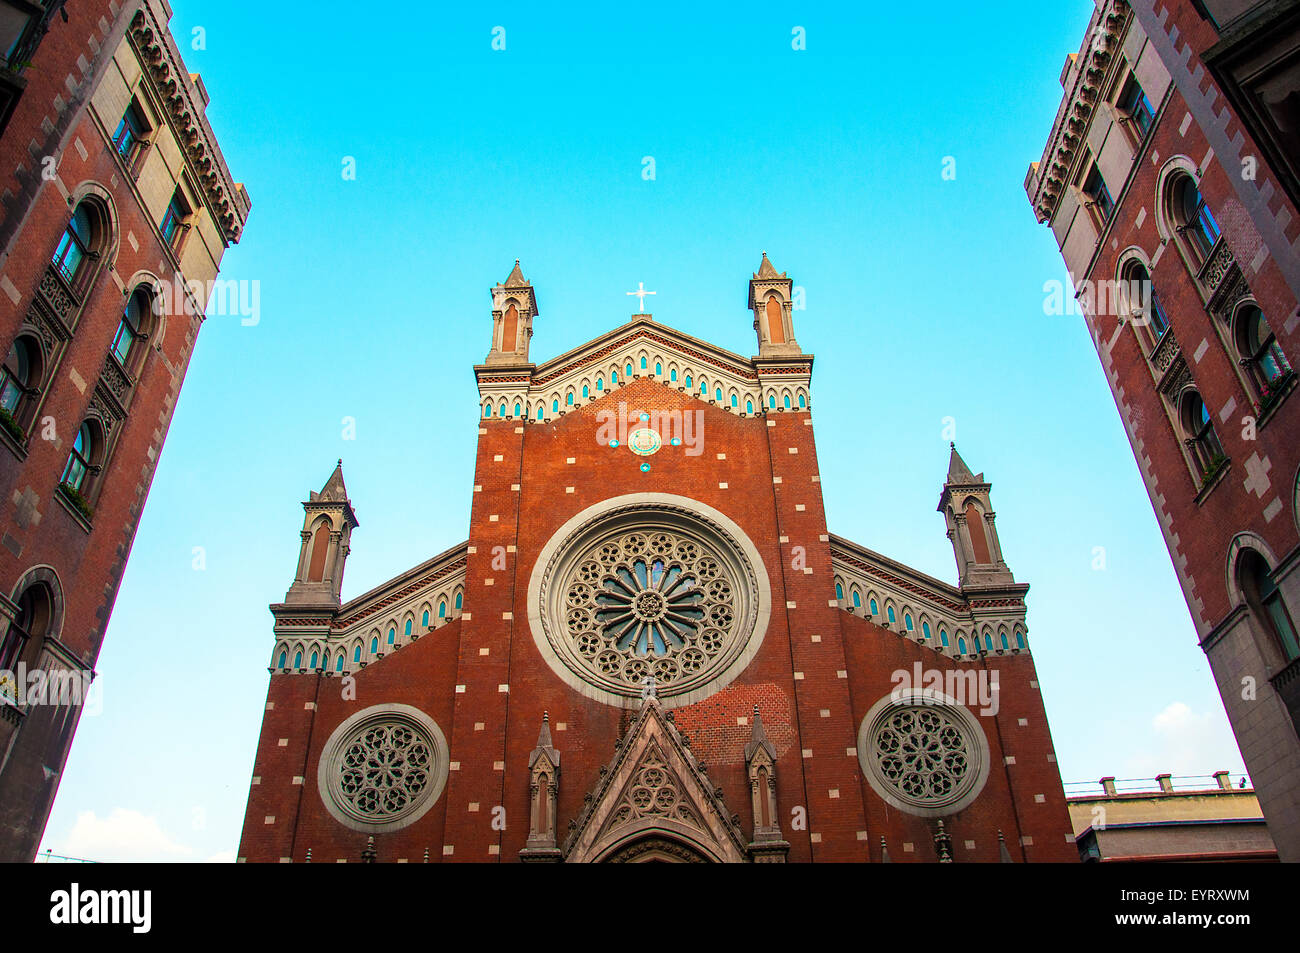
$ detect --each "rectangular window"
[111,100,148,167]
[1116,75,1155,140]
[1082,164,1115,222]
[160,189,190,250]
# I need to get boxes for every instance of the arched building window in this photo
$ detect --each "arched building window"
[1233,304,1291,399]
[0,581,55,673]
[1240,549,1299,663]
[1179,391,1225,479]
[1169,174,1220,265]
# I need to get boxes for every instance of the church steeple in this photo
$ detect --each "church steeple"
[937,444,1014,589]
[748,252,800,357]
[486,259,538,365]
[283,460,359,607]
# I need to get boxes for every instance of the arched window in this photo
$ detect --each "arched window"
[596,376,604,391]
[746,399,753,414]
[278,651,287,669]
[922,621,931,639]
[309,650,318,669]
[1180,391,1225,478]
[113,287,153,368]
[835,582,843,599]
[293,650,302,668]
[700,380,707,395]
[1234,304,1291,397]
[353,645,361,662]
[0,582,54,672]
[869,598,878,616]
[0,336,41,428]
[1240,549,1300,662]
[455,592,463,610]
[715,387,722,402]
[60,421,101,495]
[438,600,447,618]
[784,394,791,409]
[612,370,619,384]
[484,404,493,418]
[957,637,966,654]
[684,374,692,389]
[335,653,345,672]
[1120,259,1169,342]
[387,627,395,645]
[537,406,544,420]
[798,394,806,409]
[51,203,97,287]
[513,401,521,416]
[886,606,895,624]
[552,399,559,412]
[566,392,574,406]
[405,619,412,636]
[1171,174,1220,263]
[626,363,633,376]
[904,613,914,631]
[500,303,518,353]
[768,395,776,409]
[999,632,1008,650]
[670,369,677,382]
[1014,631,1025,649]
[940,629,950,648]
[370,636,379,653]
[766,295,785,344]
[984,633,993,651]
[421,610,429,627]
[582,384,589,398]
[655,362,662,375]
[499,402,506,417]
[306,521,330,582]
[640,356,647,370]
[852,591,861,608]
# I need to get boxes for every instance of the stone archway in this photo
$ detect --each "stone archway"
[601,835,714,863]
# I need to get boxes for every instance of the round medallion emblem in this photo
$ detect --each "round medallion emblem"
[627,428,663,457]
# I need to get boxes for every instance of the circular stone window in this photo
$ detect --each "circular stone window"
[317,704,448,833]
[857,691,990,817]
[528,494,770,708]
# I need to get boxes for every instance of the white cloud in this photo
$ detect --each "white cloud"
[1119,701,1246,781]
[58,808,195,863]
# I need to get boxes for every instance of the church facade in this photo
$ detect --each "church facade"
[237,258,1076,863]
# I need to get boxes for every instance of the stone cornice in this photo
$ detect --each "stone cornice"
[1028,0,1131,224]
[127,1,250,244]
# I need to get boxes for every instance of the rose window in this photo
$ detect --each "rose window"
[319,706,448,832]
[532,499,768,706]
[870,705,975,808]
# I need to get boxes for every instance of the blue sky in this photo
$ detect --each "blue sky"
[37,1,1246,861]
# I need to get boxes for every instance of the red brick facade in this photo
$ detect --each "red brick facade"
[238,297,1076,863]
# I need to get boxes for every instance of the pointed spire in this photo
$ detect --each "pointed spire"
[318,459,348,502]
[745,704,777,762]
[755,251,784,279]
[528,710,560,769]
[503,258,528,287]
[946,443,978,484]
[536,710,553,750]
[998,829,1014,863]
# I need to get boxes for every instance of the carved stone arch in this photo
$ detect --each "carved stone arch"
[8,565,65,643]
[66,180,121,267]
[272,641,290,668]
[367,627,381,655]
[1225,532,1281,608]
[901,605,916,631]
[121,268,168,345]
[866,590,881,614]
[1153,155,1201,246]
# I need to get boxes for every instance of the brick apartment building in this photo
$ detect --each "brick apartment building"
[0,0,248,861]
[238,258,1078,863]
[1025,0,1300,859]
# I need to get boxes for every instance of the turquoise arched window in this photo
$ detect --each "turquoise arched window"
[670,369,677,382]
[835,582,844,599]
[353,645,362,662]
[438,600,447,618]
[514,402,521,416]
[769,395,776,409]
[294,651,302,668]
[626,363,632,376]
[905,613,914,631]
[887,606,896,624]
[1000,632,1008,650]
[984,633,993,651]
[641,357,647,369]
[957,638,966,654]
[484,404,492,417]
[567,392,574,405]
[746,400,753,414]
[336,654,345,672]
[370,637,379,653]
[499,402,506,417]
[784,394,791,409]
[612,370,619,383]
[278,651,287,668]
[715,387,722,401]
[799,394,806,408]
[655,362,661,375]
[552,399,558,412]
[685,374,692,388]
[731,394,738,408]
[387,627,395,645]
[582,384,589,398]
[404,619,412,636]
[869,598,878,615]
[852,591,861,608]
[422,610,429,627]
[700,381,708,395]
[1015,631,1025,649]
[537,406,544,420]
[596,376,604,391]
[922,621,931,639]
[940,629,949,647]
[309,651,318,669]
[455,592,463,609]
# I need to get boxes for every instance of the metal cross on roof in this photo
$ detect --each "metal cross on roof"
[626,282,655,312]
